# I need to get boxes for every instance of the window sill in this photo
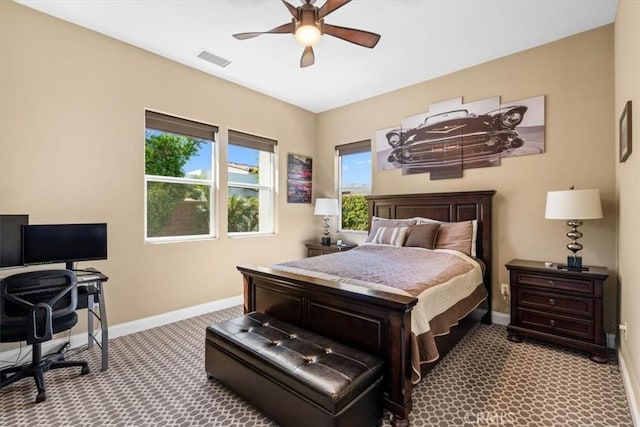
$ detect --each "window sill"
[145,235,217,244]
[227,232,276,239]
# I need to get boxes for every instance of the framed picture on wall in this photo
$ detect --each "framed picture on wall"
[620,100,632,163]
[287,153,312,203]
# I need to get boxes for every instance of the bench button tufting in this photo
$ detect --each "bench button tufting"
[207,313,384,427]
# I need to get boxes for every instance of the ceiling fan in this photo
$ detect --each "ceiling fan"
[232,0,381,68]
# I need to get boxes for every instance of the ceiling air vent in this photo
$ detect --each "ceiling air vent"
[197,50,231,68]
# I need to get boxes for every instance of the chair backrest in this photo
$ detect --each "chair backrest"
[0,270,78,344]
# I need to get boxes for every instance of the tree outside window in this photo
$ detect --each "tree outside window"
[337,141,371,232]
[144,111,216,241]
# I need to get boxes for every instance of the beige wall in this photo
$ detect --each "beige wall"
[318,26,617,324]
[615,0,640,413]
[0,2,317,329]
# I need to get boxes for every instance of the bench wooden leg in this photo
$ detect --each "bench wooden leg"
[390,414,409,427]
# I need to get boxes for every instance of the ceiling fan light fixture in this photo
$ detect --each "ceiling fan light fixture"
[234,0,381,67]
[295,24,321,46]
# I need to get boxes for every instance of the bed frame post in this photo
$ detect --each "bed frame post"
[480,191,494,324]
[243,274,253,314]
[386,309,413,427]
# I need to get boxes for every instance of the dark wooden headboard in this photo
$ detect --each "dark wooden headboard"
[365,190,496,321]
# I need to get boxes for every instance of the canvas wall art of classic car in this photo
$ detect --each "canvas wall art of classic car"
[376,95,545,180]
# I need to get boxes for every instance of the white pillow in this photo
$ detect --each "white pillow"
[413,217,441,224]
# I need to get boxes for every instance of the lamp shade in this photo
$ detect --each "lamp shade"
[545,189,603,220]
[314,198,339,216]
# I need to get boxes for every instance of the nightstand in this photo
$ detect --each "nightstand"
[305,242,357,257]
[505,259,609,363]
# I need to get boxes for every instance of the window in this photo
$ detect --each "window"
[336,140,372,232]
[227,130,276,235]
[144,111,217,242]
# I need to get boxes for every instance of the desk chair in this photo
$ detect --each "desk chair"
[0,270,89,403]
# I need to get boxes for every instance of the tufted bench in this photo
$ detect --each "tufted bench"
[205,312,384,427]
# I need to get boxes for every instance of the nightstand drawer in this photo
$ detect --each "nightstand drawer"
[516,289,593,317]
[516,309,593,341]
[307,248,327,257]
[305,242,357,257]
[515,272,594,295]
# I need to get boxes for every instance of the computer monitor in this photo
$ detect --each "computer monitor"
[0,214,29,268]
[22,223,108,270]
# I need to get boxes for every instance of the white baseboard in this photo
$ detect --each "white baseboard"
[607,333,617,350]
[492,311,510,326]
[108,294,242,340]
[0,294,242,368]
[618,348,640,426]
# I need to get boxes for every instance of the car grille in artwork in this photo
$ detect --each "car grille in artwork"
[386,106,529,171]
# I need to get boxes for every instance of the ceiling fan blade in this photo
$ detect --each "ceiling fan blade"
[317,0,351,19]
[233,22,295,40]
[281,0,299,19]
[322,23,380,48]
[300,46,315,68]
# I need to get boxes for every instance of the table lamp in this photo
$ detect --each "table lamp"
[545,187,603,270]
[314,198,339,246]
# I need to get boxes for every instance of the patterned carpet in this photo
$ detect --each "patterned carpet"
[0,305,632,426]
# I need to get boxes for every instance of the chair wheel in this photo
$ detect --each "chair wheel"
[36,392,46,403]
[81,366,90,375]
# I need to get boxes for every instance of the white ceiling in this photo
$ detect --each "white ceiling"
[16,0,618,113]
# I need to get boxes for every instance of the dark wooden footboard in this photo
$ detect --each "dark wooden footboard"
[238,265,418,425]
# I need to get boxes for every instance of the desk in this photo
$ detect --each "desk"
[75,268,109,371]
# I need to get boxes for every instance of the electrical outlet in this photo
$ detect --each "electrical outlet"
[501,283,510,296]
[620,322,628,340]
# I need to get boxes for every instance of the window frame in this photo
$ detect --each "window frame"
[227,130,277,237]
[335,140,372,233]
[144,110,217,243]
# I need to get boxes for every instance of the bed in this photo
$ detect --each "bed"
[237,190,495,427]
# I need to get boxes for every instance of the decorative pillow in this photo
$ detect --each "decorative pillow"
[369,226,409,247]
[435,220,478,257]
[365,217,417,243]
[404,223,441,249]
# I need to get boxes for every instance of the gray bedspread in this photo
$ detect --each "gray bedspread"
[277,244,475,297]
[274,244,487,383]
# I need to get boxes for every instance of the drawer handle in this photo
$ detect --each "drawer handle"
[549,298,556,306]
[549,319,556,327]
[549,280,555,286]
